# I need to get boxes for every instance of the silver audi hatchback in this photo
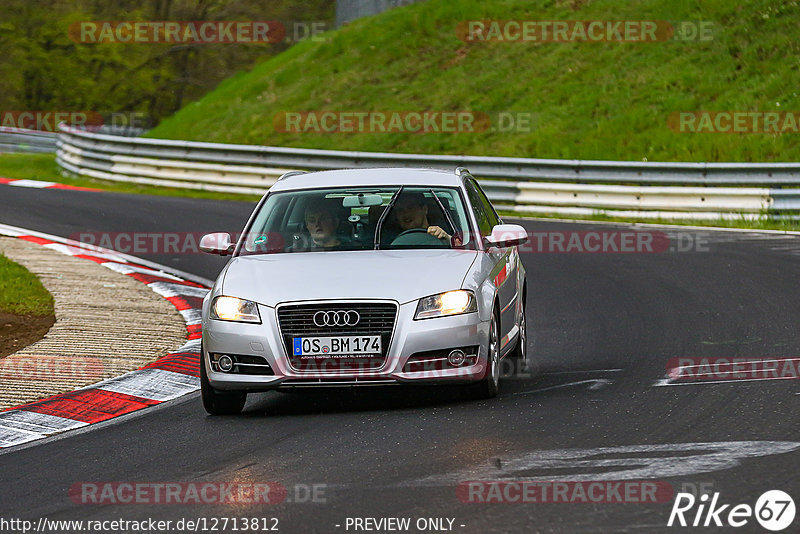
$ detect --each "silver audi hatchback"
[199,167,528,414]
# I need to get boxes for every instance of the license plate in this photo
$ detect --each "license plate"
[292,336,381,356]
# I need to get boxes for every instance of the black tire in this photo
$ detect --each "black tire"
[473,309,501,399]
[200,344,247,415]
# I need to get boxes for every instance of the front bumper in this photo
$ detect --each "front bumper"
[202,300,490,391]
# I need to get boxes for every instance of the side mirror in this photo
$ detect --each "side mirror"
[200,232,235,255]
[484,224,528,249]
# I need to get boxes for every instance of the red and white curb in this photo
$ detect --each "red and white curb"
[0,177,100,192]
[0,223,209,449]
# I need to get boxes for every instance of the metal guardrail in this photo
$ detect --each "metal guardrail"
[52,124,800,219]
[0,128,58,154]
[1,126,146,154]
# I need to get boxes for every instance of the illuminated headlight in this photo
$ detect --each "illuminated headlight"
[414,290,477,320]
[210,296,261,323]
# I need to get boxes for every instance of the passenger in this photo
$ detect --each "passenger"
[303,199,349,250]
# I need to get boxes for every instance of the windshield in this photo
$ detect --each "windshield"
[238,186,475,255]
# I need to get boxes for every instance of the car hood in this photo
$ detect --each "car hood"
[221,249,479,307]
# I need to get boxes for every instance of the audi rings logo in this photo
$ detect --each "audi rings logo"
[313,310,360,327]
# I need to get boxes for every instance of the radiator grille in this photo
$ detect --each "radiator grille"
[277,302,397,371]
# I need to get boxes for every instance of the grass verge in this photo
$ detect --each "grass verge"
[0,252,54,316]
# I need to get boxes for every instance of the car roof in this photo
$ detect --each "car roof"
[269,167,464,192]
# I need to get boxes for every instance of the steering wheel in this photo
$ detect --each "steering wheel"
[391,228,446,246]
[395,228,431,238]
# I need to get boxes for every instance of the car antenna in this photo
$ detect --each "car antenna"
[277,170,307,181]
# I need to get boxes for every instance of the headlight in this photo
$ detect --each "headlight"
[414,290,477,320]
[210,296,261,323]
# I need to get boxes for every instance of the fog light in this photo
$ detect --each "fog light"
[218,355,234,372]
[447,349,466,367]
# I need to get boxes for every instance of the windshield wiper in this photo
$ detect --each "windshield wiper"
[374,186,403,249]
[429,188,458,240]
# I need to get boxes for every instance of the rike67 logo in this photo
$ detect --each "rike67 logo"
[668,490,795,531]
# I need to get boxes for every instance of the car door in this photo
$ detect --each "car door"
[465,179,516,350]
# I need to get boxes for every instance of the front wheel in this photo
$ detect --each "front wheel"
[510,285,535,376]
[200,344,247,415]
[472,310,500,399]
[510,296,527,361]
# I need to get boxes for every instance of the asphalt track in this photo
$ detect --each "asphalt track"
[1,185,799,533]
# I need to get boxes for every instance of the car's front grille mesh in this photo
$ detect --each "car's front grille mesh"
[277,302,397,371]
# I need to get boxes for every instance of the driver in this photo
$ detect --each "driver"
[393,192,452,241]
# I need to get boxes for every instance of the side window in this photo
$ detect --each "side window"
[465,180,493,238]
[472,179,501,228]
